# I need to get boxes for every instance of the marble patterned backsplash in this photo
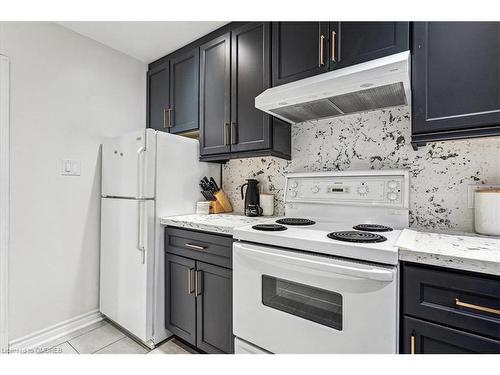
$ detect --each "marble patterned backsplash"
[222,106,500,232]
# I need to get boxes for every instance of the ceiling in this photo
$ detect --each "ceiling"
[57,21,228,63]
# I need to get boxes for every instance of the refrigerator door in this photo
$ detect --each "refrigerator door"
[100,197,155,343]
[102,129,156,199]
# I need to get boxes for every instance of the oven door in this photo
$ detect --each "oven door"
[233,242,398,354]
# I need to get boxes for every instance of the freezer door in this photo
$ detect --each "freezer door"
[100,198,155,343]
[102,129,156,198]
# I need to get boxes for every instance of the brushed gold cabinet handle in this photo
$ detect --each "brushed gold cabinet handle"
[231,122,238,145]
[167,108,173,128]
[319,34,325,66]
[185,243,207,251]
[195,270,202,296]
[410,335,415,354]
[187,268,194,295]
[331,31,336,62]
[163,108,167,128]
[455,298,500,315]
[223,122,230,146]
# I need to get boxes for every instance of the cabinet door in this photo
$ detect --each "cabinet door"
[329,22,409,70]
[165,253,196,345]
[147,62,170,132]
[403,316,500,354]
[231,22,272,153]
[272,22,329,86]
[196,262,233,353]
[199,33,231,156]
[412,22,500,138]
[169,48,199,134]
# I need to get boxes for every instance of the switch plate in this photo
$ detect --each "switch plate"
[467,184,500,208]
[61,159,81,176]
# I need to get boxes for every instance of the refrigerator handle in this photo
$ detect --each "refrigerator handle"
[137,146,146,199]
[137,200,146,264]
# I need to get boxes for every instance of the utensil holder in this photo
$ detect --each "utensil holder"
[214,190,233,213]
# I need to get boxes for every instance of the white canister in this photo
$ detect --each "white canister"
[196,201,210,215]
[474,189,500,236]
[260,193,274,216]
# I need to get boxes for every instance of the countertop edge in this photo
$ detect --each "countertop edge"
[399,249,500,276]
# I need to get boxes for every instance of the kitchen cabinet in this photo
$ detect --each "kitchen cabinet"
[401,262,500,354]
[230,22,271,153]
[147,47,199,134]
[169,48,200,134]
[412,22,500,147]
[147,61,170,131]
[329,22,409,70]
[199,23,291,161]
[272,22,329,86]
[199,33,232,156]
[403,316,500,354]
[165,227,234,353]
[271,22,409,87]
[165,253,196,344]
[196,262,233,354]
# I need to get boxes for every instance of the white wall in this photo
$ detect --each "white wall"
[0,22,147,341]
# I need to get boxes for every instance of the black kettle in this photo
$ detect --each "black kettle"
[241,179,262,217]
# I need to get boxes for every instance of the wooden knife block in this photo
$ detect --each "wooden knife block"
[209,190,233,214]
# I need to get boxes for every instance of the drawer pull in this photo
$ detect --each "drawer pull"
[455,298,500,316]
[410,334,415,354]
[185,243,207,251]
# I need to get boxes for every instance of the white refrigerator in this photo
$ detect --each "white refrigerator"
[100,129,220,348]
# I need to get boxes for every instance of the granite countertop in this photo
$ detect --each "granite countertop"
[160,213,275,235]
[396,229,500,276]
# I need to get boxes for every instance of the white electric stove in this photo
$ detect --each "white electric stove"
[232,170,409,354]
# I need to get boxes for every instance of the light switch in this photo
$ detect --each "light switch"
[61,159,81,176]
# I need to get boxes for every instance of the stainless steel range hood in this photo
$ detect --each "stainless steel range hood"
[255,51,411,124]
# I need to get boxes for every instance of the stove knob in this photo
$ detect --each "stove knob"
[290,191,297,198]
[311,185,320,193]
[357,185,369,195]
[387,192,398,201]
[388,180,399,190]
[291,181,298,188]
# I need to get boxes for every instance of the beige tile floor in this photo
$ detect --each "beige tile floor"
[44,320,197,354]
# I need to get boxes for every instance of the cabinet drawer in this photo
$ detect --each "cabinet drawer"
[403,263,500,340]
[165,227,233,269]
[403,316,500,354]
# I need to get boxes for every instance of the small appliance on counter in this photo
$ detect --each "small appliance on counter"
[241,179,262,216]
[474,189,500,236]
[199,176,233,214]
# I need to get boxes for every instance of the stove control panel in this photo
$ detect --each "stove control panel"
[285,173,407,207]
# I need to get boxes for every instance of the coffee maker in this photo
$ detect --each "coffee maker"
[241,179,262,217]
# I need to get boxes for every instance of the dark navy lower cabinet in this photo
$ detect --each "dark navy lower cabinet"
[165,227,234,354]
[401,262,500,354]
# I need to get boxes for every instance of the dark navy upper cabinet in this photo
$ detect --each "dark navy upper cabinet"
[199,33,232,156]
[272,22,330,86]
[329,22,409,70]
[147,46,199,134]
[169,48,200,134]
[147,61,170,131]
[412,22,500,146]
[231,22,272,153]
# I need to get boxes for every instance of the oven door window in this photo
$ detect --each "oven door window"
[262,275,343,331]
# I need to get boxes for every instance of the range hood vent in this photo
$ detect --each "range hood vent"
[256,52,411,124]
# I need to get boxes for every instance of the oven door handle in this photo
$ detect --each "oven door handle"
[234,242,395,282]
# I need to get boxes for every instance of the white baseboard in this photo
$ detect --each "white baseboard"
[8,310,103,352]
